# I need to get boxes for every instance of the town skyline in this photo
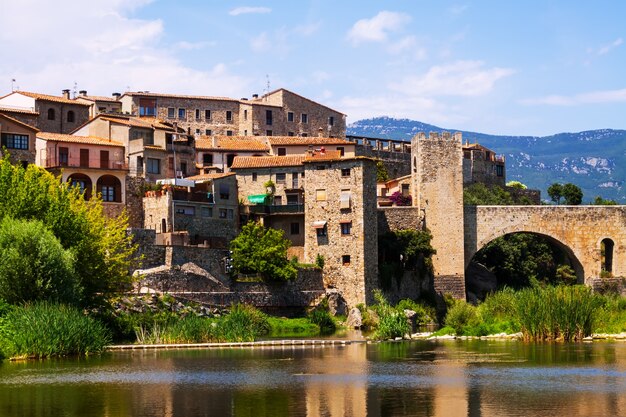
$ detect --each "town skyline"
[1,0,625,136]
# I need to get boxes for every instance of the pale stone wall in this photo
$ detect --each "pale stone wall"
[465,205,626,282]
[412,132,466,298]
[303,158,377,307]
[234,167,305,205]
[377,207,422,234]
[34,101,89,134]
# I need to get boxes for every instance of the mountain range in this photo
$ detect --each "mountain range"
[347,117,625,203]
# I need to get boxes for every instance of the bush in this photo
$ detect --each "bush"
[0,302,111,359]
[136,316,217,344]
[219,304,270,342]
[445,301,480,335]
[375,312,411,340]
[0,218,80,305]
[308,309,336,334]
[396,299,436,325]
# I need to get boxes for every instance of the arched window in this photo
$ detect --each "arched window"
[67,173,92,200]
[67,111,75,123]
[47,108,55,120]
[601,238,614,274]
[96,175,122,203]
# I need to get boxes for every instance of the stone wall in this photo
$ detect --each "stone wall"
[165,245,229,279]
[355,145,411,179]
[129,228,166,269]
[377,207,422,234]
[34,101,90,134]
[590,276,626,296]
[125,176,146,228]
[462,155,505,187]
[506,186,541,204]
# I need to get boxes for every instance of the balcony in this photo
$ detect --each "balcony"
[40,156,128,170]
[172,189,214,203]
[246,204,304,215]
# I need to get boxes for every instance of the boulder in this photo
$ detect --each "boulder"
[404,309,417,333]
[326,290,347,316]
[346,307,363,329]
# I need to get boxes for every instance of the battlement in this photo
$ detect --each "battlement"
[414,131,463,141]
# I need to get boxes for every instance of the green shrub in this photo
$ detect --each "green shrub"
[0,218,80,305]
[136,316,217,344]
[445,301,480,335]
[219,304,270,342]
[315,254,325,269]
[0,302,111,359]
[396,299,436,325]
[308,309,336,334]
[267,317,319,337]
[374,312,411,340]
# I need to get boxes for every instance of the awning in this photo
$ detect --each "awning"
[312,221,327,229]
[157,178,195,187]
[248,194,270,205]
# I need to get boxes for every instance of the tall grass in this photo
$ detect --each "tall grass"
[516,285,601,341]
[0,302,111,359]
[371,290,411,340]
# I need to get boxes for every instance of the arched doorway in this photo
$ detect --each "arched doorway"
[67,173,92,200]
[465,232,584,301]
[601,238,614,275]
[96,175,122,202]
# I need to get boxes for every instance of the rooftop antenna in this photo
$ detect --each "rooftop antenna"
[11,78,16,91]
[264,74,270,100]
[72,81,78,99]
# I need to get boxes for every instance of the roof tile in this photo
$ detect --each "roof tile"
[231,155,305,169]
[36,132,124,147]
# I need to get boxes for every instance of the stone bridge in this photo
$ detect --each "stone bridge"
[463,205,626,283]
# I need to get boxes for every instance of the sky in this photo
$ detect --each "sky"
[1,0,625,136]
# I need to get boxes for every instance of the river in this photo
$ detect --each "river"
[1,339,625,416]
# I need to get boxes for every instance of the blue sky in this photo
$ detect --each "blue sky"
[1,0,625,136]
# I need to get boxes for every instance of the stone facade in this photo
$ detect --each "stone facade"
[411,132,466,299]
[0,113,37,165]
[377,207,422,234]
[462,143,506,187]
[303,157,378,307]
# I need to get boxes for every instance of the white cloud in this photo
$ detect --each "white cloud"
[229,6,271,16]
[174,41,216,51]
[520,88,626,106]
[389,61,515,97]
[387,36,427,60]
[347,11,411,45]
[0,0,251,97]
[597,37,623,55]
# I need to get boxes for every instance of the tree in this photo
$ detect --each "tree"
[562,183,583,205]
[592,196,617,205]
[506,180,527,189]
[376,161,389,183]
[464,183,513,205]
[0,218,80,304]
[0,158,135,306]
[230,221,297,281]
[547,183,563,204]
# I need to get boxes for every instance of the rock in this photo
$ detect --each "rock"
[326,290,347,316]
[465,261,497,301]
[346,307,363,328]
[404,309,417,333]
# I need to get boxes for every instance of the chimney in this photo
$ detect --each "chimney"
[79,90,87,97]
[212,136,218,148]
[241,97,248,101]
[252,93,259,99]
[112,92,121,100]
[62,89,70,99]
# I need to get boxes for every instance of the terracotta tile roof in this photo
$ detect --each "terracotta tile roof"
[267,136,352,146]
[195,136,269,151]
[100,115,173,130]
[75,95,121,103]
[303,150,342,162]
[122,91,239,102]
[144,145,166,151]
[0,106,39,115]
[463,143,494,152]
[0,113,39,131]
[15,91,90,106]
[230,155,305,169]
[186,173,235,181]
[36,132,124,147]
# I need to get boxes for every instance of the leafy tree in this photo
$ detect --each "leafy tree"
[562,183,583,205]
[378,229,435,289]
[506,180,527,189]
[464,183,513,205]
[0,158,135,306]
[376,161,389,182]
[592,196,617,205]
[230,221,297,281]
[547,183,563,204]
[0,218,80,304]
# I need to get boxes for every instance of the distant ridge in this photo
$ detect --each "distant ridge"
[347,116,626,203]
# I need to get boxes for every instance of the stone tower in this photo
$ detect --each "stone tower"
[411,132,466,299]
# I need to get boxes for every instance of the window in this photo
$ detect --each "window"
[288,132,294,137]
[101,185,115,202]
[301,133,308,137]
[290,222,300,235]
[219,183,230,200]
[130,128,154,145]
[47,108,55,120]
[205,110,211,120]
[341,222,352,235]
[601,238,614,273]
[266,130,273,136]
[244,130,247,136]
[147,158,160,174]
[316,226,327,237]
[1,133,28,150]
[277,147,286,156]
[317,165,326,170]
[402,183,410,197]
[226,111,233,122]
[226,154,236,167]
[287,112,294,122]
[341,168,350,177]
[195,109,200,120]
[340,189,351,209]
[273,195,282,205]
[219,208,227,219]
[59,147,69,165]
[252,172,257,182]
[176,205,195,216]
[226,130,233,136]
[244,109,248,121]
[97,175,121,203]
[301,113,308,123]
[178,108,186,119]
[167,107,175,118]
[201,207,213,217]
[266,110,273,125]
[328,116,334,126]
[228,209,234,219]
[287,194,299,205]
[275,173,286,183]
[203,153,213,165]
[342,255,351,266]
[67,111,75,123]
[180,162,187,176]
[496,165,504,177]
[316,189,327,201]
[205,129,212,135]
[291,172,299,188]
[337,147,345,157]
[139,99,156,116]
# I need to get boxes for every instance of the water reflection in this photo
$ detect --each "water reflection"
[0,341,625,416]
